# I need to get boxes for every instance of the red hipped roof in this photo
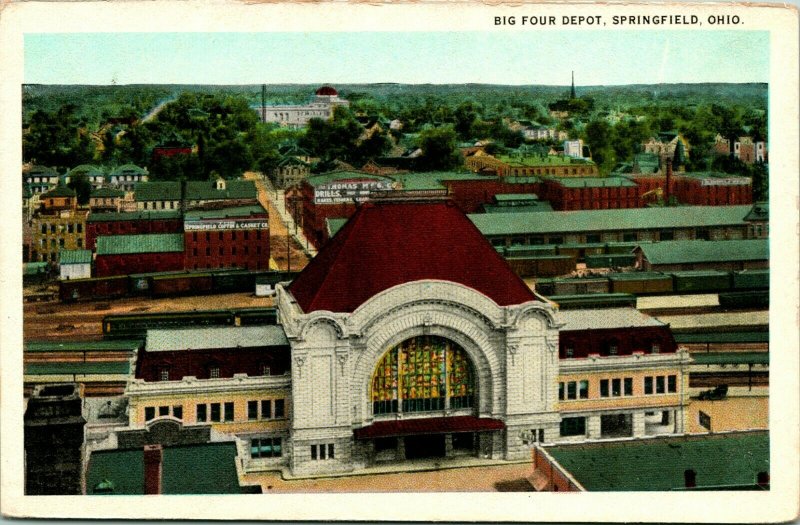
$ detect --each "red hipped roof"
[353,415,505,439]
[288,200,537,313]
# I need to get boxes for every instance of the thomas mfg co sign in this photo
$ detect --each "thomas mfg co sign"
[184,219,269,231]
[314,179,394,204]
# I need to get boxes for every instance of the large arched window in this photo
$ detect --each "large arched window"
[371,336,474,415]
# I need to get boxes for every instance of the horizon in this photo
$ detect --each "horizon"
[24,31,769,85]
[23,81,769,88]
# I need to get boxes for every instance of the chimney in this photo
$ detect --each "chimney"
[143,444,163,495]
[664,158,672,207]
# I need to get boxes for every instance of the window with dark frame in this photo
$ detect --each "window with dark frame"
[600,379,609,397]
[612,378,621,397]
[210,403,221,422]
[275,399,285,418]
[145,407,155,421]
[656,376,666,394]
[197,404,207,422]
[668,375,677,393]
[579,380,589,399]
[644,376,654,395]
[248,401,258,420]
[224,402,234,421]
[567,381,577,400]
[261,400,271,419]
[624,378,633,396]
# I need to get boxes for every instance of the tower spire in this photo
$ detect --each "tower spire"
[570,71,576,99]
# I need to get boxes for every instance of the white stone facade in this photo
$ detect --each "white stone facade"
[277,279,562,476]
[257,94,350,128]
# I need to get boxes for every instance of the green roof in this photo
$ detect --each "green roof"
[496,154,595,167]
[25,340,142,353]
[744,202,768,221]
[183,205,266,220]
[608,271,671,281]
[674,332,768,344]
[59,249,92,265]
[90,187,125,198]
[545,432,769,491]
[69,164,105,177]
[468,205,753,237]
[327,217,348,237]
[550,176,637,188]
[638,240,768,265]
[86,442,245,495]
[484,203,554,213]
[494,193,540,202]
[24,262,49,275]
[691,352,769,365]
[27,165,58,177]
[87,210,182,223]
[111,164,147,176]
[134,180,257,201]
[96,234,184,255]
[306,171,393,187]
[277,156,309,167]
[42,184,76,198]
[24,361,130,375]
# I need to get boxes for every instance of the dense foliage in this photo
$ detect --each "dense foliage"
[23,83,768,192]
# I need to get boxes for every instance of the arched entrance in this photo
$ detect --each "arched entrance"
[371,335,475,416]
[358,335,503,463]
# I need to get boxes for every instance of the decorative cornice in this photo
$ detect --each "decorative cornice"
[125,374,291,396]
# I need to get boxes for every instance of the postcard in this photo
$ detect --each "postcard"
[0,0,798,522]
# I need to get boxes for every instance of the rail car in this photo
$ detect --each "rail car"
[547,293,638,310]
[102,307,278,339]
[59,269,299,303]
[718,290,770,310]
[535,269,769,299]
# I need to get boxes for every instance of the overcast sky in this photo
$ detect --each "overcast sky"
[25,31,768,85]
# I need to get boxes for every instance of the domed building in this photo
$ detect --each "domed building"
[256,85,349,128]
[124,197,689,478]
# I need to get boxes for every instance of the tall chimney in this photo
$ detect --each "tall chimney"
[143,444,163,495]
[664,158,672,207]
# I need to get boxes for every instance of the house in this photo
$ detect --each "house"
[58,249,92,280]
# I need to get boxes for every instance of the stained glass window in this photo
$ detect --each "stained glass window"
[371,336,474,415]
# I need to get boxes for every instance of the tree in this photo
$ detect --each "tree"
[67,173,92,205]
[415,125,461,171]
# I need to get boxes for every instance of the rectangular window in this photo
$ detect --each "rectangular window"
[558,382,564,400]
[668,375,677,393]
[659,230,674,241]
[608,344,618,356]
[159,367,169,381]
[600,379,609,397]
[549,236,564,245]
[624,378,633,396]
[219,247,224,256]
[224,402,234,421]
[232,246,237,256]
[197,404,207,422]
[251,437,282,459]
[210,403,221,422]
[559,417,586,437]
[651,343,661,354]
[77,224,82,233]
[248,401,258,420]
[612,378,621,397]
[319,444,326,460]
[145,407,155,421]
[261,365,270,376]
[209,366,220,379]
[311,445,317,460]
[158,406,169,417]
[644,377,654,395]
[565,346,574,358]
[623,233,636,242]
[328,444,335,459]
[261,400,271,419]
[218,232,223,240]
[206,247,210,256]
[567,381,577,400]
[586,234,601,243]
[579,380,589,399]
[275,399,285,418]
[173,406,183,420]
[656,376,666,394]
[232,231,237,240]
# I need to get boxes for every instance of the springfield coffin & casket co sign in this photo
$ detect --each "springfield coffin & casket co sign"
[184,219,269,231]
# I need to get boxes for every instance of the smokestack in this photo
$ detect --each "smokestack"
[261,84,267,123]
[664,158,672,207]
[144,444,163,495]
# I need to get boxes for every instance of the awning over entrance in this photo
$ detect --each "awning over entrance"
[353,415,505,440]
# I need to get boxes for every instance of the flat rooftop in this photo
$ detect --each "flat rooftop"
[555,307,665,331]
[544,431,769,491]
[146,325,288,351]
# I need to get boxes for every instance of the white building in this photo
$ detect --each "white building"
[563,139,585,159]
[256,86,350,128]
[59,249,92,280]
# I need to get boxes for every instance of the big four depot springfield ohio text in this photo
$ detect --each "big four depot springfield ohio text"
[494,14,741,26]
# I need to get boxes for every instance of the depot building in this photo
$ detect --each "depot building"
[126,198,689,477]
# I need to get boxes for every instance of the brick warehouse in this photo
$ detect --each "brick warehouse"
[183,205,270,271]
[91,204,270,276]
[122,198,690,478]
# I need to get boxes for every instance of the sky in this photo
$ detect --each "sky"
[24,31,768,86]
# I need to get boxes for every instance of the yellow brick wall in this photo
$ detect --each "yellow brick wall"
[557,367,686,413]
[130,388,292,434]
[31,212,88,262]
